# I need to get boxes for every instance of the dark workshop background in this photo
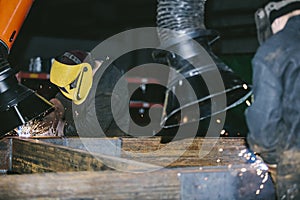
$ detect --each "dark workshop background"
[8,0,269,136]
[9,0,269,77]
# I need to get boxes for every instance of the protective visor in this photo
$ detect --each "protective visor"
[50,60,93,105]
[255,0,300,45]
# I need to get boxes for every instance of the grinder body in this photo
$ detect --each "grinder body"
[0,0,54,136]
[0,0,34,54]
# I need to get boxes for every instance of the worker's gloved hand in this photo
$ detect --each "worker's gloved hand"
[43,98,65,136]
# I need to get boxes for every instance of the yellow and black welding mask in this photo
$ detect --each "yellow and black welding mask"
[50,60,93,105]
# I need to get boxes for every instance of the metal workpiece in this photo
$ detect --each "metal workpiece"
[41,137,122,157]
[179,165,276,200]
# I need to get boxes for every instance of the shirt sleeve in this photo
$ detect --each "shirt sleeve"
[72,64,129,137]
[55,92,78,136]
[245,57,285,164]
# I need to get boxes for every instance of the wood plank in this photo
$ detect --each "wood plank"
[4,137,250,173]
[121,137,249,167]
[0,137,275,199]
[0,164,275,200]
[11,138,159,174]
[0,169,181,199]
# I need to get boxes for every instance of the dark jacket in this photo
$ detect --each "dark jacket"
[57,63,129,137]
[246,15,300,164]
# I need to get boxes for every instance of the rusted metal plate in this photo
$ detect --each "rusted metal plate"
[179,165,276,200]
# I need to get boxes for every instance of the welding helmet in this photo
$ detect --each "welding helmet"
[255,0,300,45]
[50,50,93,105]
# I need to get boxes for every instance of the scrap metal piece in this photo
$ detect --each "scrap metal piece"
[180,165,276,200]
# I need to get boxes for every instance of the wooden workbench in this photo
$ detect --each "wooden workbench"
[0,136,275,199]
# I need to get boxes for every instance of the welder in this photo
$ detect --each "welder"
[46,50,129,137]
[246,0,300,199]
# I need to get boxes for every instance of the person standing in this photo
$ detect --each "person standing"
[246,0,300,199]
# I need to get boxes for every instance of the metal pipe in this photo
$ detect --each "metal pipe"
[156,0,252,129]
[157,0,207,48]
